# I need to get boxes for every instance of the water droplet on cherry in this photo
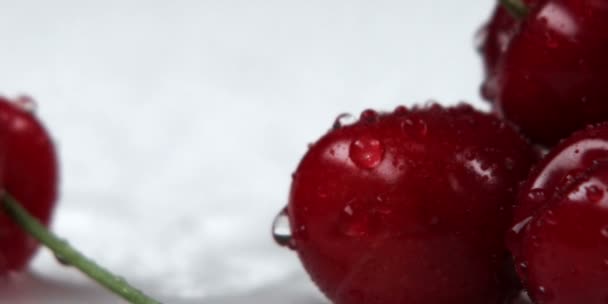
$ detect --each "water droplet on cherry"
[393,105,409,115]
[14,95,37,113]
[601,226,608,238]
[360,109,379,123]
[537,286,555,302]
[272,207,296,249]
[527,188,547,203]
[586,185,604,203]
[512,216,533,235]
[518,262,529,276]
[349,136,384,169]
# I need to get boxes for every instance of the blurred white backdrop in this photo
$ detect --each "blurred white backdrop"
[0,0,493,303]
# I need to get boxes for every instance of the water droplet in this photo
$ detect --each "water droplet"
[544,210,558,225]
[14,95,37,113]
[272,207,296,249]
[586,185,604,203]
[527,188,547,203]
[519,262,528,273]
[512,216,533,235]
[340,211,370,237]
[344,205,354,216]
[360,109,379,123]
[349,136,384,169]
[601,226,608,238]
[400,118,428,138]
[474,26,488,51]
[333,113,355,129]
[393,105,409,115]
[54,254,71,266]
[537,286,555,301]
[415,119,428,137]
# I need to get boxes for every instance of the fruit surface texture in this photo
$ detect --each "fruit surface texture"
[511,123,608,304]
[481,0,608,146]
[287,104,537,304]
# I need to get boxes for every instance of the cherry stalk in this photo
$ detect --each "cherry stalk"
[2,193,162,304]
[500,0,528,19]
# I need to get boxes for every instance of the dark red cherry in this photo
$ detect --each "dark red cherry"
[284,104,537,304]
[493,0,608,146]
[510,123,608,303]
[477,0,541,101]
[0,96,59,273]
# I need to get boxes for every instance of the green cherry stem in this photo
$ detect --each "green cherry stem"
[501,0,529,19]
[2,193,162,304]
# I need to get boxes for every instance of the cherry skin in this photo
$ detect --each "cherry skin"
[492,0,608,146]
[286,104,537,304]
[477,0,541,101]
[509,123,608,304]
[0,96,59,273]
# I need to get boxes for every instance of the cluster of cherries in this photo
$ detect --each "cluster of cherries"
[275,0,608,303]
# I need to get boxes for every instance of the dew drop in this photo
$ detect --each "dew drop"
[601,226,608,238]
[14,95,37,113]
[344,205,354,216]
[400,118,428,138]
[333,113,355,129]
[474,26,488,52]
[537,286,555,301]
[54,253,71,266]
[519,261,528,273]
[586,185,604,203]
[512,216,533,235]
[340,214,370,238]
[544,210,558,226]
[349,136,384,169]
[393,105,409,115]
[360,109,379,123]
[415,119,428,137]
[527,188,547,203]
[272,207,296,249]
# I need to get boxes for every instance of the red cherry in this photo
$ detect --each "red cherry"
[491,0,608,146]
[477,0,540,101]
[0,96,58,273]
[510,123,608,304]
[284,104,537,304]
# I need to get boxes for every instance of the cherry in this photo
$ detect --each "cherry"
[0,96,58,273]
[509,123,608,304]
[477,0,540,101]
[490,0,608,146]
[282,104,537,304]
[0,96,163,303]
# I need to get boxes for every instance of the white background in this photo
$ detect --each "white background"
[0,0,494,303]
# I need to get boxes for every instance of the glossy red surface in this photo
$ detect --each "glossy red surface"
[492,0,608,146]
[0,96,59,273]
[510,123,608,304]
[287,104,537,304]
[477,0,542,102]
